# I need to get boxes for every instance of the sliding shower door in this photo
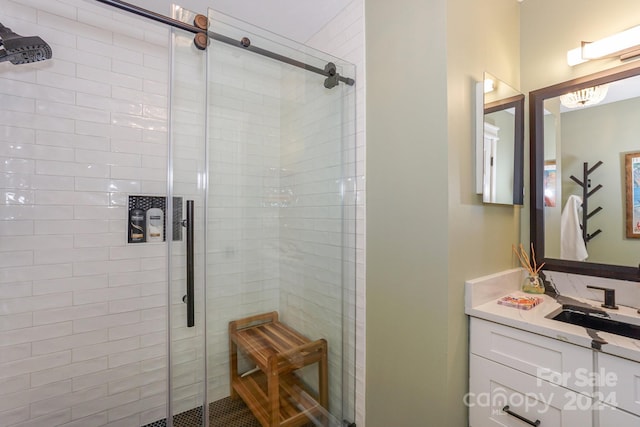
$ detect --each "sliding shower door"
[168,7,208,426]
[169,7,356,426]
[204,9,357,427]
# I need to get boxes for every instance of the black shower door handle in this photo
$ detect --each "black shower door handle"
[184,200,195,327]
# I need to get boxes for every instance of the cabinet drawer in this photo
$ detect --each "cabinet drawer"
[469,354,592,427]
[470,318,593,395]
[597,402,640,426]
[598,353,640,416]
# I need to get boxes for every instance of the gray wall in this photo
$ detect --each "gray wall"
[366,0,449,422]
[365,0,522,425]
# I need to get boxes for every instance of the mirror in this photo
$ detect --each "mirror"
[530,62,640,282]
[476,72,525,205]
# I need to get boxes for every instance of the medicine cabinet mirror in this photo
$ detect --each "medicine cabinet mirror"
[530,62,640,282]
[476,72,525,205]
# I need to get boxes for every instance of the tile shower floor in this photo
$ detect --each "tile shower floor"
[142,397,316,427]
[142,397,260,427]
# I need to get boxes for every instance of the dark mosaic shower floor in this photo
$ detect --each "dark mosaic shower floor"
[142,397,260,427]
[142,397,315,427]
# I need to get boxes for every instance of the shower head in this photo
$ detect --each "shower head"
[0,23,52,65]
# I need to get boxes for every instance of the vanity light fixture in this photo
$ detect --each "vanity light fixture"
[567,25,640,66]
[559,84,609,108]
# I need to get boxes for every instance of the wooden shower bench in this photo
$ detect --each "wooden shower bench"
[229,312,328,427]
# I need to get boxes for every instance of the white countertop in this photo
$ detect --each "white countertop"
[465,268,640,363]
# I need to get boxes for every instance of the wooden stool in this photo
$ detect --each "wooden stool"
[229,312,328,427]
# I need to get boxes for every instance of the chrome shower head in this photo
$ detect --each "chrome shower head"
[0,23,52,65]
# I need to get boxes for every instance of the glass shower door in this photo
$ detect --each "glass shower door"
[168,6,208,426]
[204,10,356,427]
[168,7,356,426]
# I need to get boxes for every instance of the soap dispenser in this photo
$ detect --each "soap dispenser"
[146,200,164,242]
[129,199,145,243]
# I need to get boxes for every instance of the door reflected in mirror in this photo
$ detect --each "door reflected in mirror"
[478,72,524,205]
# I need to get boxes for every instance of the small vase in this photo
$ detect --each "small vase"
[522,274,545,294]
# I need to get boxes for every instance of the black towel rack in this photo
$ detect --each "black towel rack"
[569,161,603,245]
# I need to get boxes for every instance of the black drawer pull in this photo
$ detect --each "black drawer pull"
[502,405,541,426]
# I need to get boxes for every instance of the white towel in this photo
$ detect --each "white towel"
[560,195,588,261]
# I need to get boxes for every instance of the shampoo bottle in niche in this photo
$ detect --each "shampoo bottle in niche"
[146,200,164,242]
[129,199,145,243]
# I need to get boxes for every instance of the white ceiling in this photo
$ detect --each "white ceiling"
[129,0,350,42]
[595,73,640,106]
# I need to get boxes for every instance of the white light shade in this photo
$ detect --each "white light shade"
[484,78,494,93]
[567,47,587,66]
[567,25,640,66]
[559,85,609,108]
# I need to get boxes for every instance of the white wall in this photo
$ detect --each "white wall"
[0,0,170,425]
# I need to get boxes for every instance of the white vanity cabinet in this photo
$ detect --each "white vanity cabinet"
[469,317,640,426]
[470,354,592,426]
[469,318,593,426]
[470,318,593,395]
[597,352,640,417]
[598,403,640,426]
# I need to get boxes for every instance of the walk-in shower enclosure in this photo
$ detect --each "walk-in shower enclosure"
[0,1,357,426]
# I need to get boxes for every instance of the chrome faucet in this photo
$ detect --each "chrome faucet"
[586,285,618,310]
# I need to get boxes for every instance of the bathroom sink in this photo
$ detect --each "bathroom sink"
[548,306,640,340]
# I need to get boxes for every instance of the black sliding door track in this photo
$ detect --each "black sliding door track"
[95,0,355,86]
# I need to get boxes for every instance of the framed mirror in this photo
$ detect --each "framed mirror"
[476,72,525,205]
[530,62,640,282]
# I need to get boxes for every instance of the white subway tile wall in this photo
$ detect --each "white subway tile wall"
[307,1,365,424]
[199,8,363,421]
[0,0,170,426]
[276,62,356,416]
[203,21,283,403]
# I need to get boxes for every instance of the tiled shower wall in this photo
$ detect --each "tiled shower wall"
[199,12,360,420]
[203,22,283,402]
[0,0,170,426]
[171,5,365,421]
[306,1,365,424]
[279,67,356,416]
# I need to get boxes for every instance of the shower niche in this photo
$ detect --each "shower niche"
[127,195,183,243]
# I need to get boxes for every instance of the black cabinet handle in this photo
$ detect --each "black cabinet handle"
[502,405,541,426]
[183,200,194,328]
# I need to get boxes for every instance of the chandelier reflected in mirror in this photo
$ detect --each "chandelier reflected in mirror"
[559,84,609,108]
